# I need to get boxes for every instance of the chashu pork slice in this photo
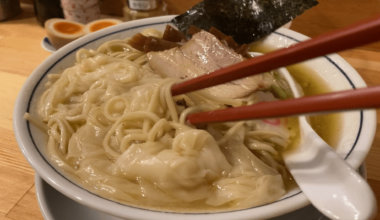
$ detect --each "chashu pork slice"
[181,30,244,73]
[147,47,260,99]
[146,47,204,80]
[181,31,269,98]
[147,31,270,98]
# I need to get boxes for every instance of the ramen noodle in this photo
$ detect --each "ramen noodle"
[26,29,298,212]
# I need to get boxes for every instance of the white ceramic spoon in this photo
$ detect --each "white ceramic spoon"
[249,52,377,220]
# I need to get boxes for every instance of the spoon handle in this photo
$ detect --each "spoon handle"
[284,117,377,220]
[187,85,380,124]
[171,14,380,96]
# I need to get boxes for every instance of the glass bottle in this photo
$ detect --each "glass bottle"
[123,0,168,21]
[61,0,101,24]
[33,0,64,26]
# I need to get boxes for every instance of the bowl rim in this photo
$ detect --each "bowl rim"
[13,15,377,220]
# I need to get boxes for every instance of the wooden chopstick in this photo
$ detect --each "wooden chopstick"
[186,86,380,125]
[171,14,380,96]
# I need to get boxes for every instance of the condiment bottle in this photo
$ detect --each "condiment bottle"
[33,0,64,26]
[61,0,101,24]
[123,0,168,21]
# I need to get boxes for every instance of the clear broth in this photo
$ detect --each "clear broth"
[287,64,342,149]
[250,45,342,149]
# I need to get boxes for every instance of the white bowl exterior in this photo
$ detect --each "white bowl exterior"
[13,15,377,220]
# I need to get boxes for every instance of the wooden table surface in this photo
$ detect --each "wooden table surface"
[1,1,380,219]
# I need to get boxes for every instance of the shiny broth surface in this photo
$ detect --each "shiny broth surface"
[287,64,342,149]
[250,45,342,149]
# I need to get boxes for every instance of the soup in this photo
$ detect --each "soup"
[250,45,342,149]
[287,64,342,148]
[25,28,334,212]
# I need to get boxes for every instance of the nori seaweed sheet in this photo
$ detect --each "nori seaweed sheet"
[172,0,318,44]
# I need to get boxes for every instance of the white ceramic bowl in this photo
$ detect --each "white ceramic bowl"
[13,15,377,220]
